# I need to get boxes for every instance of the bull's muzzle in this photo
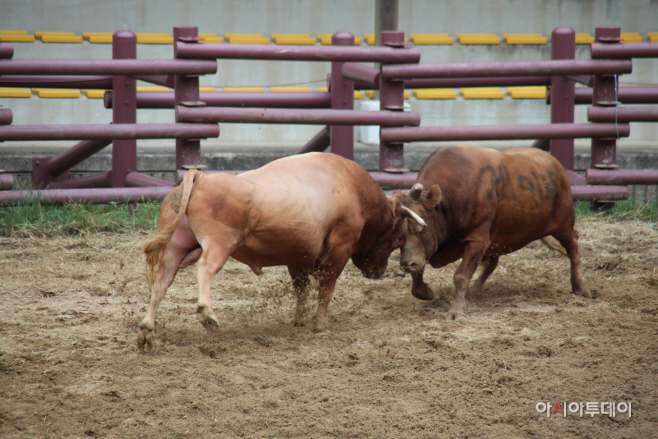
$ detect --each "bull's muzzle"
[400,261,422,273]
[362,267,386,280]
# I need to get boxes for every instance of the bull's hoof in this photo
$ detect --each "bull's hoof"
[312,320,326,333]
[412,283,435,301]
[573,287,591,299]
[137,322,154,352]
[293,317,306,327]
[196,304,219,330]
[446,308,465,321]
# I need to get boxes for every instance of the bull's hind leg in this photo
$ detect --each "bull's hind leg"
[138,252,185,352]
[474,255,499,290]
[195,245,231,330]
[553,229,590,298]
[288,267,311,326]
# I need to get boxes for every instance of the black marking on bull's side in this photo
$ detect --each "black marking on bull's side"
[480,164,516,200]
[517,175,535,193]
[539,171,557,201]
[527,171,558,202]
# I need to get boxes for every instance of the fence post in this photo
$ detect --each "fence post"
[378,31,406,172]
[111,30,137,188]
[590,27,621,170]
[174,26,203,175]
[330,32,355,160]
[550,26,576,170]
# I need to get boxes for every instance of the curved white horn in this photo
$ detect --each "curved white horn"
[401,206,427,228]
[409,183,424,201]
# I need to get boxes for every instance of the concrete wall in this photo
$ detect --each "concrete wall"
[1,0,657,145]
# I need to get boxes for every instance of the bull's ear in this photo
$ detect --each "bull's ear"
[425,184,442,208]
[389,197,402,219]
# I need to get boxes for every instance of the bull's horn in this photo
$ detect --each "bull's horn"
[409,183,424,201]
[401,206,427,228]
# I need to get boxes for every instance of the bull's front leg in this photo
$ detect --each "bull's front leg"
[448,240,488,321]
[314,236,352,332]
[314,271,340,332]
[410,267,435,300]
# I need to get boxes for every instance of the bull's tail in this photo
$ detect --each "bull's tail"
[540,236,568,256]
[143,169,203,287]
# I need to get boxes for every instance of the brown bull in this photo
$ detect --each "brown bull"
[393,144,588,320]
[138,152,412,351]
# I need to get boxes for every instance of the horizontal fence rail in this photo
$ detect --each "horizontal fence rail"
[0,43,13,59]
[591,42,658,59]
[174,42,421,63]
[176,106,421,126]
[402,76,552,89]
[380,123,630,143]
[0,187,174,206]
[0,123,219,141]
[0,174,14,191]
[586,169,658,185]
[573,87,658,105]
[0,109,12,125]
[382,59,633,79]
[0,59,217,75]
[570,185,629,201]
[0,75,114,88]
[587,106,658,123]
[342,63,380,89]
[104,91,332,109]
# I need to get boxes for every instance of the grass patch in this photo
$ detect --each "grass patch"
[575,199,658,223]
[1,198,655,238]
[0,201,162,237]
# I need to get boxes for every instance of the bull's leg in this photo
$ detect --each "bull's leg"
[288,266,311,326]
[313,231,353,332]
[314,268,344,332]
[474,255,499,290]
[411,267,435,300]
[138,251,184,352]
[554,229,590,298]
[448,240,488,320]
[196,246,231,330]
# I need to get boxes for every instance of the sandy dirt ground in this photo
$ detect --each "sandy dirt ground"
[1,216,657,438]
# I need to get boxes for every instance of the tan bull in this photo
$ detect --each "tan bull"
[138,152,414,351]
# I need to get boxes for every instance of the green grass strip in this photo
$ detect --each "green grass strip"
[1,198,656,238]
[0,201,162,237]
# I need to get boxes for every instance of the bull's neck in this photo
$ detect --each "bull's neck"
[426,197,451,257]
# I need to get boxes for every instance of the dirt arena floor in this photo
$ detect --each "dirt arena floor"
[1,216,657,438]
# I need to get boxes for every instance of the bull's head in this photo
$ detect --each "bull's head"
[394,183,441,274]
[351,197,410,279]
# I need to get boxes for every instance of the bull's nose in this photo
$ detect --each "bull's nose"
[364,269,385,280]
[400,262,420,272]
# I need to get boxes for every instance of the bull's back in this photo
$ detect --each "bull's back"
[235,153,367,265]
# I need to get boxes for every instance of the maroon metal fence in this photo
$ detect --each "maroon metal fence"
[1,25,657,205]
